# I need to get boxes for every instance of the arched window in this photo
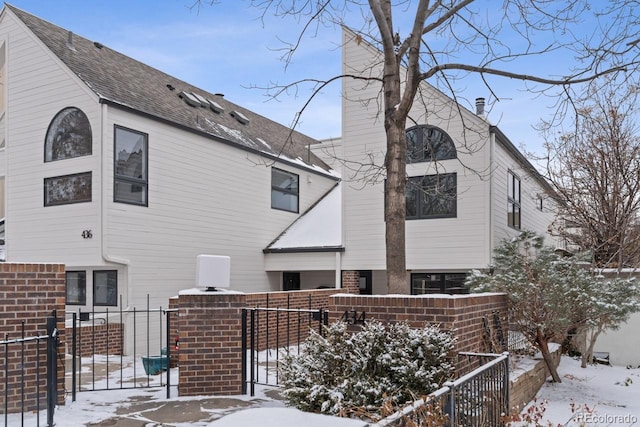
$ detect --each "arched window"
[44,107,92,162]
[406,125,456,163]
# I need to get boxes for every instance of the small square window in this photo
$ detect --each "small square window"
[93,270,118,307]
[66,271,86,305]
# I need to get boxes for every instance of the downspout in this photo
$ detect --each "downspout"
[100,102,132,309]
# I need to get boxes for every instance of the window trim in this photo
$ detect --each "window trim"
[271,167,299,213]
[406,125,457,164]
[507,170,521,229]
[65,270,87,306]
[93,270,118,307]
[114,125,148,206]
[406,173,457,220]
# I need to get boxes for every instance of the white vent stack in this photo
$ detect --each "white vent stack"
[195,255,230,291]
[475,97,485,116]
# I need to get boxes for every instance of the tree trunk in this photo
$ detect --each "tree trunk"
[384,120,408,294]
[380,28,409,294]
[581,326,604,368]
[536,328,562,383]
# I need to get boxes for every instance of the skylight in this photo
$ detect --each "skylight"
[178,91,201,107]
[208,100,224,114]
[230,110,250,125]
[191,93,210,108]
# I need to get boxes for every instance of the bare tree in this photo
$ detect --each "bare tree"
[196,1,640,293]
[544,79,640,268]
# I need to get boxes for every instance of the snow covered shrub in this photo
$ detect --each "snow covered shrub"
[278,320,455,417]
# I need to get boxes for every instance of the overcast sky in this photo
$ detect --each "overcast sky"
[4,0,600,156]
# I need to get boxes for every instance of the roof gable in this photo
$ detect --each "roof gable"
[5,4,335,176]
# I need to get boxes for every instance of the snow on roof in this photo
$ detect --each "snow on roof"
[265,183,342,252]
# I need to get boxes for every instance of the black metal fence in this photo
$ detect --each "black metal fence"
[374,352,510,427]
[1,313,58,427]
[68,298,177,400]
[241,306,328,396]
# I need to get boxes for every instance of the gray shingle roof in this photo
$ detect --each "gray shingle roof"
[6,4,336,176]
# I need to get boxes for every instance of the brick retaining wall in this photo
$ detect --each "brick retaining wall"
[0,263,66,412]
[328,293,509,375]
[509,346,562,412]
[176,281,507,396]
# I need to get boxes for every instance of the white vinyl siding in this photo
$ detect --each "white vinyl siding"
[491,140,556,246]
[1,11,101,265]
[103,108,337,305]
[340,28,493,274]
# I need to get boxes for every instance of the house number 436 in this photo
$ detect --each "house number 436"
[81,230,93,239]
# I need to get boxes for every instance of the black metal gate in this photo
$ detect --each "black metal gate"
[68,299,178,400]
[241,306,328,396]
[1,312,59,427]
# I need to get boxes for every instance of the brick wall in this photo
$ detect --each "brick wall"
[177,292,246,396]
[75,323,123,357]
[176,287,506,396]
[341,271,360,294]
[509,346,562,412]
[176,287,355,396]
[328,293,509,375]
[0,263,66,412]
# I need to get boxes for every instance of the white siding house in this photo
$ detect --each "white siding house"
[0,6,559,315]
[0,4,342,323]
[311,28,558,294]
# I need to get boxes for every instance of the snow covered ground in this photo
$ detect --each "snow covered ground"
[6,355,639,426]
[513,356,640,426]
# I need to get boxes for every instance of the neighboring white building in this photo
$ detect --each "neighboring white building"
[311,28,558,294]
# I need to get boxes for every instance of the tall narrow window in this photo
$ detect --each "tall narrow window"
[508,170,521,229]
[45,107,92,162]
[114,126,148,206]
[406,173,457,219]
[406,125,456,163]
[271,168,299,213]
[66,271,86,305]
[94,270,118,307]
